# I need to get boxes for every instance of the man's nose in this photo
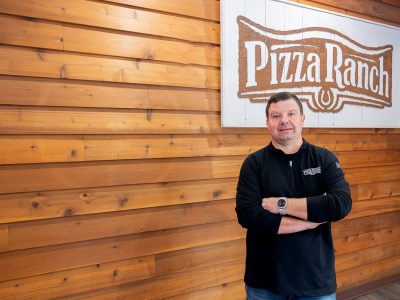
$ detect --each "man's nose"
[280,115,289,124]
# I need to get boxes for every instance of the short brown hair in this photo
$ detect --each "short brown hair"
[265,92,303,118]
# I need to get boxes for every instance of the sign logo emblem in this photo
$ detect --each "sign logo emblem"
[238,16,393,112]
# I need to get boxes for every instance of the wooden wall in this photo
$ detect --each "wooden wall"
[0,0,398,299]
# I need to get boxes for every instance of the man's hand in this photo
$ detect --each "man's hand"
[262,197,279,214]
[278,216,326,234]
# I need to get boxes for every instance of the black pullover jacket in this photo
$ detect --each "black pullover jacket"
[236,140,352,297]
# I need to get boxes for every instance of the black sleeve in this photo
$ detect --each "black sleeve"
[306,150,352,222]
[235,154,282,234]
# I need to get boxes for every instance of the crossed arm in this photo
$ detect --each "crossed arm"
[235,152,351,235]
[261,197,323,234]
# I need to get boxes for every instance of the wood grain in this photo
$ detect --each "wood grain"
[0,0,220,43]
[0,46,220,89]
[0,135,84,165]
[0,256,155,300]
[346,196,400,219]
[0,239,244,299]
[0,157,214,194]
[336,240,400,272]
[0,76,220,111]
[4,199,236,251]
[0,178,237,224]
[332,211,400,238]
[309,0,400,24]
[155,239,245,276]
[357,181,400,201]
[1,133,399,165]
[164,280,245,300]
[0,107,220,135]
[337,255,400,291]
[334,225,400,255]
[0,15,220,67]
[292,0,400,27]
[0,220,245,282]
[61,259,244,300]
[103,0,220,21]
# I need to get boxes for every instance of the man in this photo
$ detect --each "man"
[236,92,352,300]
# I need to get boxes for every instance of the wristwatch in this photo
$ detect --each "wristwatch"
[277,197,287,215]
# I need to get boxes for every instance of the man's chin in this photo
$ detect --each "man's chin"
[278,133,293,140]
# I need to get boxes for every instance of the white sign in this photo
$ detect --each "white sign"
[221,0,400,128]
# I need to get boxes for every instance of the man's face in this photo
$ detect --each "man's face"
[266,98,305,145]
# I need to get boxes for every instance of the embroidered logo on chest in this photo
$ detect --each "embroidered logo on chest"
[303,166,321,176]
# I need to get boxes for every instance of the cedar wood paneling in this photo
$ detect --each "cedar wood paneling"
[0,0,399,299]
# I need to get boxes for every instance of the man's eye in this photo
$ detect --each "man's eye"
[271,115,279,119]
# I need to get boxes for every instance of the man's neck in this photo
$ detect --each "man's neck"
[271,137,303,154]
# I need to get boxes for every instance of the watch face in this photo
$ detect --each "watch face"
[278,198,286,208]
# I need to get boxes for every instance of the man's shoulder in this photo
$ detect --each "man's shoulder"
[248,145,269,160]
[305,142,337,163]
[241,145,269,168]
[306,142,333,156]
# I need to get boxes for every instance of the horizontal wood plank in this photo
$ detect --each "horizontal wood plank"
[0,107,222,135]
[0,239,243,299]
[63,26,220,67]
[214,158,400,184]
[103,0,220,21]
[334,225,400,255]
[164,280,245,300]
[380,0,400,8]
[0,135,84,165]
[336,150,400,168]
[0,15,220,67]
[312,133,400,152]
[0,76,220,111]
[0,46,219,89]
[3,106,399,135]
[0,15,63,50]
[346,196,400,219]
[0,157,399,194]
[332,211,400,238]
[0,220,245,282]
[76,134,400,163]
[0,178,236,224]
[0,109,218,135]
[0,256,155,300]
[155,239,245,276]
[1,133,400,165]
[0,157,214,194]
[0,0,219,43]
[336,240,400,273]
[4,199,236,251]
[63,259,244,300]
[0,225,7,252]
[357,181,400,201]
[71,134,400,162]
[345,165,400,185]
[310,0,400,24]
[337,255,400,291]
[211,156,244,179]
[292,0,400,27]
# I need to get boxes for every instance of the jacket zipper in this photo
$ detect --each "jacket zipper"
[288,160,295,193]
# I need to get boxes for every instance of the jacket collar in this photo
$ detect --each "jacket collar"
[267,139,308,159]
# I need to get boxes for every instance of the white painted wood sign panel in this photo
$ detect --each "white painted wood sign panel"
[221,0,400,128]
